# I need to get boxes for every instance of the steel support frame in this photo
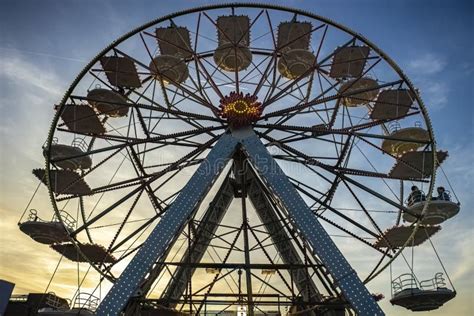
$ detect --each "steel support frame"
[97,131,384,316]
[239,130,384,315]
[159,164,328,311]
[245,170,323,303]
[96,133,238,315]
[160,173,235,305]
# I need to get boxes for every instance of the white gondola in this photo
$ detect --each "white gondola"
[381,124,430,157]
[329,46,370,79]
[214,43,252,72]
[59,104,105,135]
[374,225,441,248]
[340,77,379,107]
[278,49,316,80]
[87,88,129,117]
[50,243,116,263]
[100,56,142,88]
[47,138,92,170]
[404,199,460,225]
[152,26,192,84]
[38,293,99,315]
[33,168,92,195]
[149,55,189,84]
[19,209,75,245]
[214,15,252,72]
[370,89,414,120]
[389,151,448,179]
[277,21,316,80]
[390,273,456,311]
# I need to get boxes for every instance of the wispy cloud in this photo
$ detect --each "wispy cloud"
[408,53,446,75]
[421,81,449,110]
[405,53,450,111]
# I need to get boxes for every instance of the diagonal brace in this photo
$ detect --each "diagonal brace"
[96,133,238,316]
[239,131,384,316]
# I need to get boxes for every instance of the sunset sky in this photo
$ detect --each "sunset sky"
[0,0,473,315]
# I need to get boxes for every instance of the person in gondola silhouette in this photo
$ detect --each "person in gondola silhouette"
[433,186,450,201]
[407,185,426,206]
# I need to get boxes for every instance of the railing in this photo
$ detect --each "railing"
[392,273,419,294]
[389,121,401,134]
[26,209,43,222]
[433,190,452,202]
[52,210,77,230]
[24,209,76,231]
[73,293,100,311]
[420,272,447,290]
[45,292,70,310]
[406,190,426,206]
[392,273,447,295]
[71,138,89,153]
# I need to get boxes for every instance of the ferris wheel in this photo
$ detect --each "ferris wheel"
[17,3,461,315]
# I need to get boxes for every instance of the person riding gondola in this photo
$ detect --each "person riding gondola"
[407,186,426,206]
[433,186,451,201]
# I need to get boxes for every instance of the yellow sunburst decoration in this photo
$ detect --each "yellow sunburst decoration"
[219,92,262,128]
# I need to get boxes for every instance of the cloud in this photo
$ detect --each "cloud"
[422,81,449,110]
[408,53,446,75]
[404,53,450,111]
[0,54,63,97]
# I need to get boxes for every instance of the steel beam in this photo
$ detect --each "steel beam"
[239,131,384,316]
[96,133,238,316]
[245,169,322,303]
[160,173,235,306]
[97,130,384,316]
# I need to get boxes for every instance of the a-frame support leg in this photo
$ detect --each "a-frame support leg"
[240,132,384,316]
[97,131,384,316]
[161,171,235,306]
[96,134,238,316]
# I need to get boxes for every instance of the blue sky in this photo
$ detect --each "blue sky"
[0,0,473,315]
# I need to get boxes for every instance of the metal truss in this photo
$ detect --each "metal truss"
[97,130,384,316]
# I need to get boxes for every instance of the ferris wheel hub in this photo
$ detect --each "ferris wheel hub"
[219,91,262,128]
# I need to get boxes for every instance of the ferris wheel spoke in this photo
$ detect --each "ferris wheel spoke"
[275,132,428,182]
[53,126,222,165]
[69,94,223,127]
[194,58,226,101]
[127,147,164,213]
[292,184,389,256]
[340,179,385,235]
[263,72,315,109]
[261,37,354,109]
[57,136,217,205]
[292,184,380,239]
[139,31,220,122]
[113,47,216,113]
[256,110,421,141]
[106,188,145,252]
[190,13,215,105]
[262,79,403,120]
[262,134,425,212]
[251,54,277,98]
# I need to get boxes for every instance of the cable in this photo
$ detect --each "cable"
[425,228,456,291]
[34,255,64,312]
[439,165,460,203]
[18,178,43,224]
